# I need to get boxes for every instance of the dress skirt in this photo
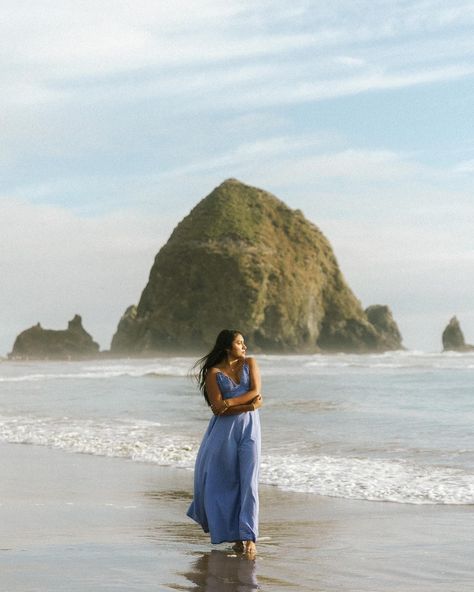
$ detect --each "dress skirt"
[187,366,261,544]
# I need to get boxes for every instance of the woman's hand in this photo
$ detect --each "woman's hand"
[210,399,229,415]
[213,394,263,416]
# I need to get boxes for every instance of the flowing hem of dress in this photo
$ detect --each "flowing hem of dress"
[186,509,209,533]
[186,509,257,544]
[207,531,258,545]
[209,536,257,545]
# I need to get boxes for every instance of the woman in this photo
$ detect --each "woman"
[187,329,262,558]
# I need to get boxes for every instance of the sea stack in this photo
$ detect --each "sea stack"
[9,315,100,359]
[442,316,474,352]
[365,305,404,351]
[111,179,403,354]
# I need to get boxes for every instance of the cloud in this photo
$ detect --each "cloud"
[256,148,424,183]
[154,139,429,192]
[334,56,366,68]
[454,159,474,173]
[2,0,474,177]
[221,64,474,110]
[2,0,474,111]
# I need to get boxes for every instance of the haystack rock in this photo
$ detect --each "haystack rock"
[9,315,100,359]
[442,316,474,352]
[111,179,403,354]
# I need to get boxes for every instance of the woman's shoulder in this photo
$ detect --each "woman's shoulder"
[245,356,258,368]
[208,365,234,379]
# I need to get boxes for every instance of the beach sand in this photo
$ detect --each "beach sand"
[0,443,472,591]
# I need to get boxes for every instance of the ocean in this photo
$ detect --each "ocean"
[1,351,473,506]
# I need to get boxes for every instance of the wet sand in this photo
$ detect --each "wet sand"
[0,443,472,591]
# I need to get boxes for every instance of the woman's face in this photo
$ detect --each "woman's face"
[229,334,247,359]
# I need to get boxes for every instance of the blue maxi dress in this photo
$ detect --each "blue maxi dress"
[187,362,261,544]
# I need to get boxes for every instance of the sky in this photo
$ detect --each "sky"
[1,0,473,355]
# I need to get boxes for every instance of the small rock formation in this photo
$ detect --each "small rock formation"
[111,178,404,354]
[365,305,404,351]
[442,316,474,352]
[111,305,140,353]
[9,315,100,359]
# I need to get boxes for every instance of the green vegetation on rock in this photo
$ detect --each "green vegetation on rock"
[111,179,403,354]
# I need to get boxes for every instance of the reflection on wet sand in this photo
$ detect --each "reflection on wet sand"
[182,550,258,592]
[144,489,193,502]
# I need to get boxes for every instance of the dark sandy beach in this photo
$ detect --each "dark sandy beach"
[0,442,472,591]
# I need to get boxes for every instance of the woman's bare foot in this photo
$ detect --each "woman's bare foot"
[232,541,244,553]
[244,540,256,558]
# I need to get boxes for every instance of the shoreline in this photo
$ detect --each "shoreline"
[3,348,474,364]
[1,442,472,591]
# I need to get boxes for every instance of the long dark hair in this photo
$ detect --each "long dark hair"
[194,329,243,406]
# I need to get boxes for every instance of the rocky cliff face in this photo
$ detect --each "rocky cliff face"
[365,305,404,352]
[442,316,474,352]
[111,179,403,354]
[9,315,100,359]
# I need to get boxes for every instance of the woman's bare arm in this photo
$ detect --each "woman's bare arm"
[205,369,227,414]
[224,357,261,408]
[221,394,263,415]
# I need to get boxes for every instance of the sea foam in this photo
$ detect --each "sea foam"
[1,414,472,505]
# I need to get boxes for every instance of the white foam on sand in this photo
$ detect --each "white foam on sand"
[259,453,474,505]
[1,414,473,505]
[0,414,195,468]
